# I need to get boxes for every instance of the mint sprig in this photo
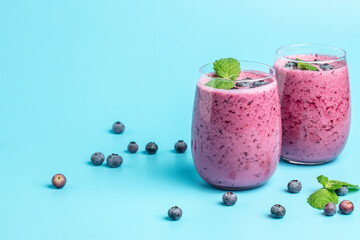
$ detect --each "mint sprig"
[205,58,241,89]
[295,58,319,71]
[308,175,359,209]
[205,79,235,90]
[213,58,241,80]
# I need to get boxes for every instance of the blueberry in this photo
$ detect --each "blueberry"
[112,121,125,134]
[174,140,187,153]
[145,142,158,154]
[222,192,237,206]
[252,80,267,87]
[235,82,251,88]
[324,202,337,216]
[242,77,253,80]
[91,152,105,166]
[52,174,66,189]
[168,206,182,220]
[230,87,239,90]
[339,200,354,215]
[106,153,123,168]
[284,61,298,68]
[270,204,286,218]
[335,186,348,196]
[287,180,302,193]
[127,141,139,153]
[320,63,335,71]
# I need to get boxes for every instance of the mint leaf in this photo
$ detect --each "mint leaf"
[213,58,241,80]
[317,175,329,188]
[295,58,319,71]
[327,180,359,190]
[205,79,234,90]
[316,175,359,190]
[307,188,339,209]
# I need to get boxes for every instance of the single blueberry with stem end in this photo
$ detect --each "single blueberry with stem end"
[335,186,348,196]
[324,202,337,216]
[174,140,187,153]
[91,152,105,166]
[287,180,302,193]
[112,121,125,134]
[339,200,354,215]
[270,204,286,218]
[52,174,66,189]
[145,142,158,154]
[127,141,139,153]
[107,153,123,168]
[168,206,182,221]
[222,192,237,206]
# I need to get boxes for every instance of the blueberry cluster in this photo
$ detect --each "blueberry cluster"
[284,60,335,71]
[232,77,267,89]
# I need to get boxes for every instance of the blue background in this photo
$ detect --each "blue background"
[0,0,359,239]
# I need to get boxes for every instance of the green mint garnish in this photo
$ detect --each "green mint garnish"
[205,79,235,90]
[295,58,319,71]
[213,58,241,80]
[307,188,338,209]
[307,175,359,209]
[205,58,241,89]
[317,175,359,190]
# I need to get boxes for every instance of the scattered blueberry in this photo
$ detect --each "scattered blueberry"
[320,63,335,71]
[127,141,139,153]
[235,82,251,88]
[112,121,125,134]
[252,80,267,87]
[287,180,302,193]
[168,206,182,221]
[284,61,298,68]
[324,202,337,216]
[230,87,238,90]
[335,186,349,196]
[222,192,237,206]
[91,152,105,166]
[339,200,354,215]
[145,142,158,154]
[174,140,187,153]
[270,204,286,218]
[52,174,66,189]
[107,153,123,168]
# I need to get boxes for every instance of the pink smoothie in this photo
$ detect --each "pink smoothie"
[191,71,281,190]
[274,55,350,164]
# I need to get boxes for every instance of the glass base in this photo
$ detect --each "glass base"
[209,182,265,191]
[281,156,335,165]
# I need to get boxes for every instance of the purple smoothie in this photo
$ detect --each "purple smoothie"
[274,54,350,164]
[191,69,281,190]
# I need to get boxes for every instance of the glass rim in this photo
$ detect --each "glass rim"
[198,60,275,83]
[276,43,346,64]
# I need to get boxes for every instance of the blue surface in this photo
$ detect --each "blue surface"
[0,0,359,239]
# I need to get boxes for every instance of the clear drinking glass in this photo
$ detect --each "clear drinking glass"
[191,61,281,190]
[274,44,351,165]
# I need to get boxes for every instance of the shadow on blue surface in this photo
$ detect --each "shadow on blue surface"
[46,184,57,189]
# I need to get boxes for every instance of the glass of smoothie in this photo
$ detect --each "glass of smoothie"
[191,59,281,190]
[274,44,350,165]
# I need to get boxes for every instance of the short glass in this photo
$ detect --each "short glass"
[191,61,281,190]
[274,44,351,165]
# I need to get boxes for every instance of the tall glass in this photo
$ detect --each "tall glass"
[274,44,350,165]
[191,61,281,190]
